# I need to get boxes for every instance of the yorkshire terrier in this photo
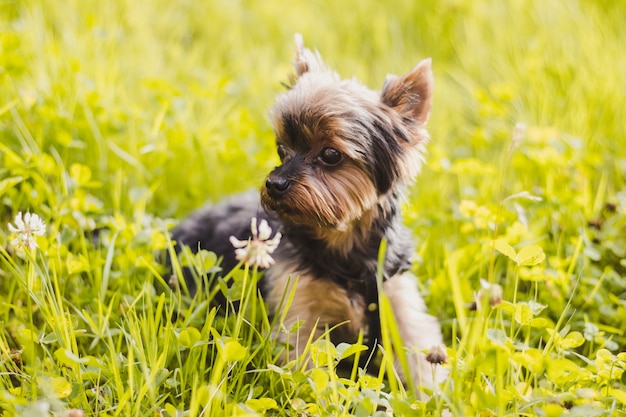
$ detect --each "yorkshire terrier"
[171,34,446,390]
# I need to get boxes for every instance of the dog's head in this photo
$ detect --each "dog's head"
[261,34,433,233]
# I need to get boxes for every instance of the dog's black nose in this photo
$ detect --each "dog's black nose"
[265,176,291,199]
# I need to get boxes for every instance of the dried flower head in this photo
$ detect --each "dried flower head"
[426,344,448,365]
[168,274,180,291]
[474,278,503,309]
[510,122,527,152]
[8,211,46,250]
[229,217,281,268]
[66,409,86,417]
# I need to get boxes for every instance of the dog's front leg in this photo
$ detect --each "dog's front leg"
[267,270,365,367]
[383,272,447,391]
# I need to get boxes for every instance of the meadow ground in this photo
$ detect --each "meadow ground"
[1,0,626,415]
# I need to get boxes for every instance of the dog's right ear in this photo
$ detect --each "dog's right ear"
[381,58,434,125]
[293,33,328,77]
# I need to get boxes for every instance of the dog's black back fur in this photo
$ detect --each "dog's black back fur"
[170,191,279,295]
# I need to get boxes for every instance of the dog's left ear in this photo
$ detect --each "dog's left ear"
[292,33,328,77]
[380,58,433,125]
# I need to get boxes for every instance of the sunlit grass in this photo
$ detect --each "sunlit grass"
[1,0,625,415]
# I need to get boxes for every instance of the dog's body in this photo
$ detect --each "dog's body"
[171,35,445,390]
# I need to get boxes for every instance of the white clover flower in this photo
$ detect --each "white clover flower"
[229,217,282,268]
[8,211,46,250]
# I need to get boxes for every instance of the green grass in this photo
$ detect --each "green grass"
[1,0,626,415]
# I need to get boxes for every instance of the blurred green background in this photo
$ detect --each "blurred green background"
[2,0,624,217]
[4,0,626,335]
[2,1,626,414]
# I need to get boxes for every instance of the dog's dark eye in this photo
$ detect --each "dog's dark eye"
[319,147,342,166]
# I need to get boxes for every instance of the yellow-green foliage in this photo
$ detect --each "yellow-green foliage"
[1,0,626,415]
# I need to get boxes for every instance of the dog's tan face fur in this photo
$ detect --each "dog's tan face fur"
[261,36,434,251]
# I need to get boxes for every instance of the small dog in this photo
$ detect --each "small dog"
[171,34,445,390]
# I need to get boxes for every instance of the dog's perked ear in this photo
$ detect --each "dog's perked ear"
[380,58,434,125]
[292,33,329,77]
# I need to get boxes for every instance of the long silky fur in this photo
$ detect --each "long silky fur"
[170,35,445,393]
